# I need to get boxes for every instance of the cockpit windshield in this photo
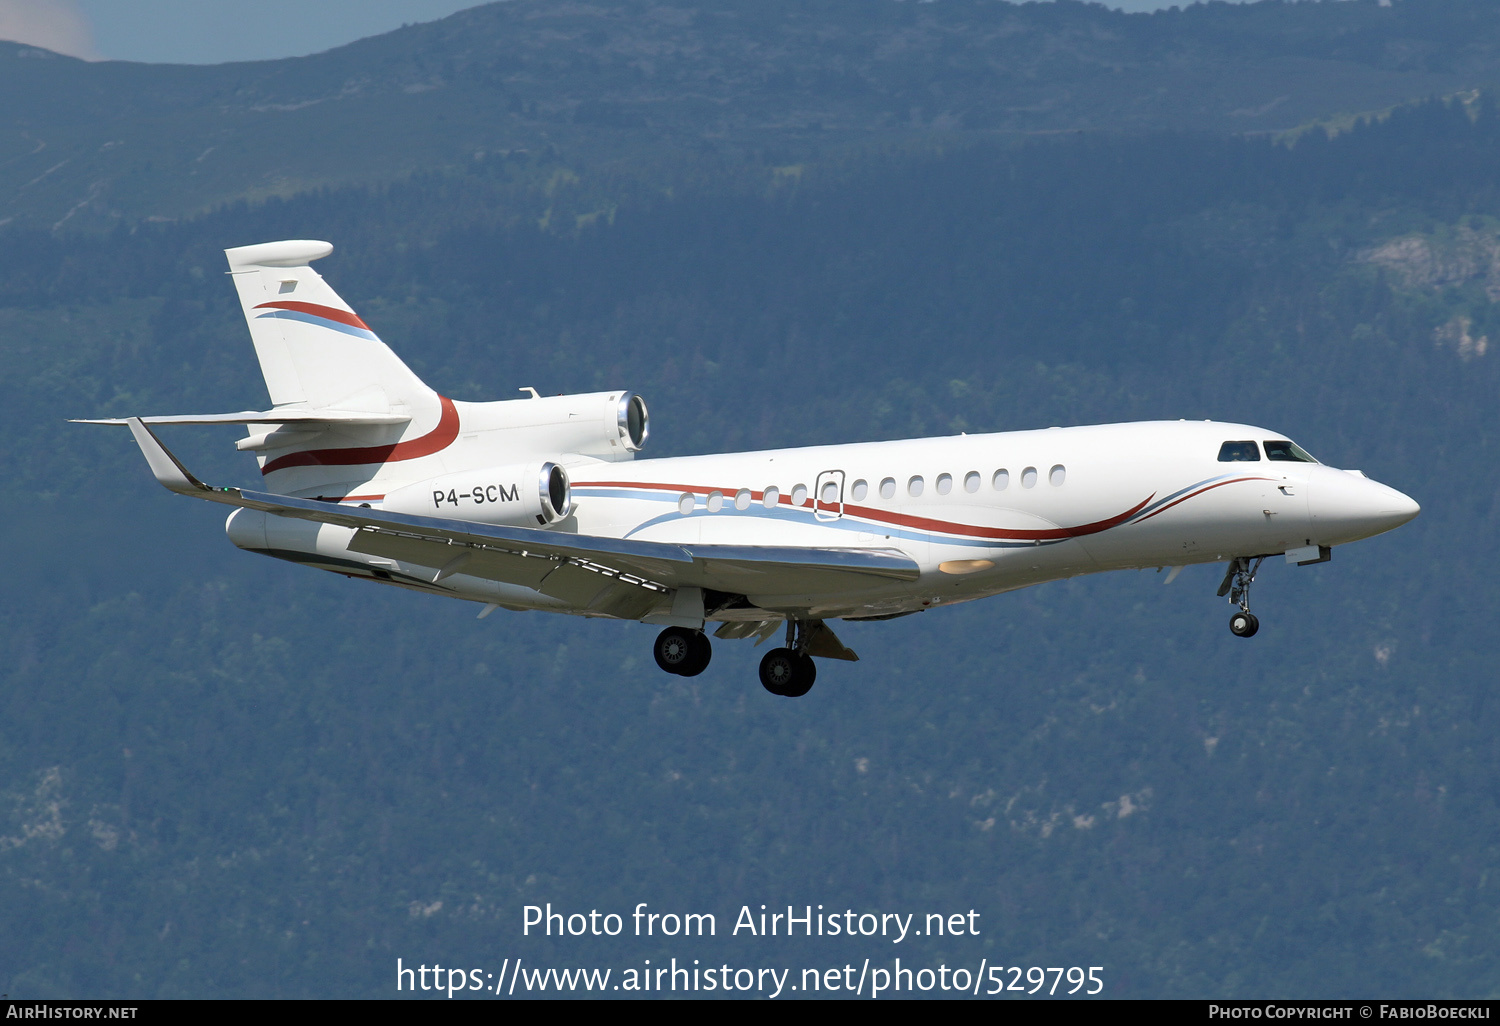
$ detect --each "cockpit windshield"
[1264,439,1318,463]
[1217,440,1260,462]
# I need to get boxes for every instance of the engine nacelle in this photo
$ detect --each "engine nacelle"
[383,461,572,527]
[455,390,649,462]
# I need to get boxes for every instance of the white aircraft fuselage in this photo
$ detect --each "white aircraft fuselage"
[88,240,1420,696]
[226,417,1416,623]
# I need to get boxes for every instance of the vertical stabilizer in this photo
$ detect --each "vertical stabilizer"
[225,240,436,419]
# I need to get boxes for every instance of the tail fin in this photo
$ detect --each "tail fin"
[225,240,436,419]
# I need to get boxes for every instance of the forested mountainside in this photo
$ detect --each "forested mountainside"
[1,88,1498,996]
[4,0,1500,229]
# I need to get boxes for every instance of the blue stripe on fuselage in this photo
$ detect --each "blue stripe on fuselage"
[572,486,1054,549]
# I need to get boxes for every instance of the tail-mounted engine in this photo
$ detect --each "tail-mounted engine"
[458,390,648,461]
[383,461,572,527]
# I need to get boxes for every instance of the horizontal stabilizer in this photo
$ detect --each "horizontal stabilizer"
[74,409,411,426]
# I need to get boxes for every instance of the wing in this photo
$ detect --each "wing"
[120,418,920,604]
[73,409,410,426]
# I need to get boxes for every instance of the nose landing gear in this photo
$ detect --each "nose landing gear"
[1218,556,1264,638]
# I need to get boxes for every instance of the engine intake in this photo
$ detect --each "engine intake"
[618,393,649,451]
[382,461,572,527]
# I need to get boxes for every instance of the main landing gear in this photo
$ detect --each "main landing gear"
[758,621,817,698]
[654,621,822,693]
[652,619,832,698]
[1217,556,1264,638]
[653,626,712,676]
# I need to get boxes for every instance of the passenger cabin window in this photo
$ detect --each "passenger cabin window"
[1217,441,1260,462]
[1264,439,1318,463]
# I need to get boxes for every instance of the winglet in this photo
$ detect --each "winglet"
[126,417,213,496]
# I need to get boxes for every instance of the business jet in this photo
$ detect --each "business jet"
[80,240,1421,697]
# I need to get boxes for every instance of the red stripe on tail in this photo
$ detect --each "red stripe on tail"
[261,397,459,475]
[253,300,372,331]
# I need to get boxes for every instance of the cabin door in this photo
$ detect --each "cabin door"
[814,470,845,521]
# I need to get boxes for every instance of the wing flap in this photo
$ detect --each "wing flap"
[591,586,663,620]
[687,547,919,591]
[345,529,561,589]
[537,563,662,619]
[537,562,619,607]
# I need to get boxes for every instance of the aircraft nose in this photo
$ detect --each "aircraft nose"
[1309,467,1420,544]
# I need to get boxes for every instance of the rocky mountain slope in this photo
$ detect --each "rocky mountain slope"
[4,0,1500,229]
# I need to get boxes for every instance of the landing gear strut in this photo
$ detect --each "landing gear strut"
[653,626,712,676]
[1217,556,1263,638]
[759,620,817,697]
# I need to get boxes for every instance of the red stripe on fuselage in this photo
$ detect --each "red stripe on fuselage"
[253,300,372,331]
[1133,476,1274,523]
[261,396,459,475]
[843,495,1153,540]
[572,480,1153,541]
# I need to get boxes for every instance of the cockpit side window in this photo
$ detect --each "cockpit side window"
[1264,439,1318,463]
[1217,440,1260,462]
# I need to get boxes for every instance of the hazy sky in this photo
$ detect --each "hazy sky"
[3,0,1245,65]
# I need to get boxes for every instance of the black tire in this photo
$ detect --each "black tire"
[759,648,798,695]
[1229,611,1260,638]
[654,627,698,674]
[678,631,713,677]
[782,654,817,698]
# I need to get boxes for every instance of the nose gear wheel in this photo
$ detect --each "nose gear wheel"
[1217,556,1265,638]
